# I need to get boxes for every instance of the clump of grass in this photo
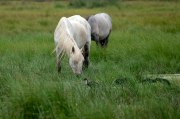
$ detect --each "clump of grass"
[54,3,65,9]
[38,19,49,26]
[69,0,86,8]
[1,79,72,118]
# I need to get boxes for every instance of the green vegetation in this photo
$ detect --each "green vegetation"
[69,0,118,8]
[0,1,180,118]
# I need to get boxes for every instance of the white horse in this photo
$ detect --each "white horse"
[54,15,91,75]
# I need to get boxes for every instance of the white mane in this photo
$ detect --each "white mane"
[54,17,80,59]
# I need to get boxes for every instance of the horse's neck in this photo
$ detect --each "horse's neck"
[55,18,81,58]
[59,23,78,57]
[64,17,78,41]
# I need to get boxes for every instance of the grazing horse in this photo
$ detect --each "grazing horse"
[86,13,112,47]
[54,15,91,75]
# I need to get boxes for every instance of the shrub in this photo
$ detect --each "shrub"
[69,0,119,8]
[54,3,65,9]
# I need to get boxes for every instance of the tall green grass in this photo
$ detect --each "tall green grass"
[0,1,180,118]
[69,0,118,8]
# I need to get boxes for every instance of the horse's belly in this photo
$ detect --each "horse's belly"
[99,30,109,40]
[96,19,111,40]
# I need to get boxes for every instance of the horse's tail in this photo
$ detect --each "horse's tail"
[51,48,56,54]
[54,44,64,58]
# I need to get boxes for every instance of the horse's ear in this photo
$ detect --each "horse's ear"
[72,46,75,53]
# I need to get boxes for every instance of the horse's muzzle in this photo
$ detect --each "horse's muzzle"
[74,72,81,77]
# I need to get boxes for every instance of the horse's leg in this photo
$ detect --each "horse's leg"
[103,30,111,47]
[95,35,100,46]
[83,44,90,68]
[95,41,100,46]
[57,54,61,72]
[100,39,106,47]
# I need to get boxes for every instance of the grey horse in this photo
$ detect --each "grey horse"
[86,13,112,47]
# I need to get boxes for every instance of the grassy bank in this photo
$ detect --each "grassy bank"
[0,1,180,118]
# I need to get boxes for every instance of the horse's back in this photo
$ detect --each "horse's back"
[94,13,112,39]
[101,13,112,25]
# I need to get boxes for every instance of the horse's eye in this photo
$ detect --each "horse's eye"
[74,61,78,64]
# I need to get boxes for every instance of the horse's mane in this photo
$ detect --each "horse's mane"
[54,18,77,59]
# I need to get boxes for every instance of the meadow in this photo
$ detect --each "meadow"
[0,1,180,118]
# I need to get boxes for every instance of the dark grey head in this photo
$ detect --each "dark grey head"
[83,78,88,85]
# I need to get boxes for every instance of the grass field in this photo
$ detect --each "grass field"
[0,1,180,118]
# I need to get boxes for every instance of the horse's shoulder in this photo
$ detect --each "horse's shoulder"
[68,15,89,29]
[68,15,84,22]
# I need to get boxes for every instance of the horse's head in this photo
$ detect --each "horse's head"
[69,46,84,76]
